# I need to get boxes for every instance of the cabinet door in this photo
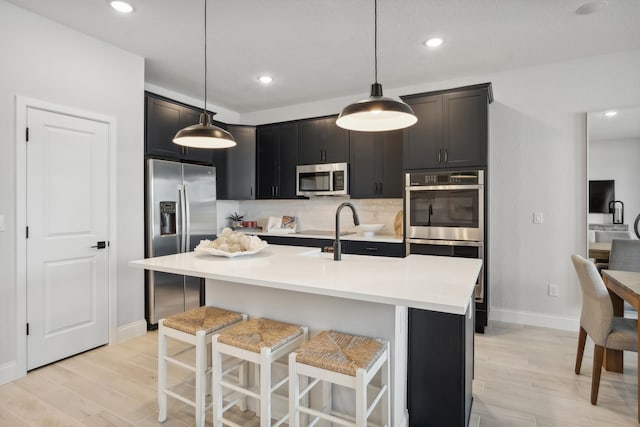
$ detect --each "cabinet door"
[349,131,380,198]
[323,117,350,164]
[403,95,443,170]
[380,130,403,197]
[256,126,279,199]
[227,125,256,200]
[145,96,182,160]
[298,119,324,165]
[276,123,299,199]
[443,89,488,168]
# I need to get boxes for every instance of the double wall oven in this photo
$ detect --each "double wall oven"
[405,169,487,332]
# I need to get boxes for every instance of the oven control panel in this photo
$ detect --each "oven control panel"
[407,170,482,186]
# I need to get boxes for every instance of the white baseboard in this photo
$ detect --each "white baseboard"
[0,360,24,386]
[116,319,147,343]
[489,308,579,331]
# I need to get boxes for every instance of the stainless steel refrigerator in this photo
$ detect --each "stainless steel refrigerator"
[145,159,217,327]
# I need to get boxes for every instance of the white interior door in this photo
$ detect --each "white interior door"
[26,108,110,370]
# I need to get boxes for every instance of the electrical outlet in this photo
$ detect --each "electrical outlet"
[548,284,558,297]
[533,212,544,224]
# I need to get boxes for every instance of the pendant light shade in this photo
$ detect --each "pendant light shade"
[337,0,417,132]
[336,83,417,132]
[173,0,235,149]
[173,113,236,148]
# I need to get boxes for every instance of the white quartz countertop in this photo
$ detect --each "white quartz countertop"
[129,245,481,315]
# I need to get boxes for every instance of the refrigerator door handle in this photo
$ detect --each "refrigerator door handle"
[183,183,191,252]
[178,185,186,253]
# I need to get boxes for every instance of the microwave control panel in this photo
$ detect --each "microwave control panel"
[407,170,483,186]
[333,171,345,191]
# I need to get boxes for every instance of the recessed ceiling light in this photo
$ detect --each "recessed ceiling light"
[425,38,443,48]
[110,1,134,13]
[604,110,617,117]
[575,1,608,15]
[257,75,273,84]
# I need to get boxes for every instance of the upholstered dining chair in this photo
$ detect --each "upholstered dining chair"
[571,254,638,405]
[609,239,640,272]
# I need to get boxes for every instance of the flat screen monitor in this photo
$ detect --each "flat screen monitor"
[589,180,615,213]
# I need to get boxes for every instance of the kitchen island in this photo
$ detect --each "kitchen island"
[130,244,481,426]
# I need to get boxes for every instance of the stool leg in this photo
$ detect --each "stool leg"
[195,331,206,427]
[381,345,390,427]
[238,360,248,411]
[288,353,299,427]
[260,347,272,427]
[212,335,223,427]
[157,320,167,422]
[321,380,331,427]
[355,369,367,427]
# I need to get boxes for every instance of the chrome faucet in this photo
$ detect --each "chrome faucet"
[333,202,360,261]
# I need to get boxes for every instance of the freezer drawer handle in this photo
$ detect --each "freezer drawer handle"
[91,241,107,249]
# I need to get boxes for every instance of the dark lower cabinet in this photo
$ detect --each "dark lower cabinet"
[408,303,474,427]
[258,236,403,258]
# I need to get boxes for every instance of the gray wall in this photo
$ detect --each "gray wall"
[0,0,144,381]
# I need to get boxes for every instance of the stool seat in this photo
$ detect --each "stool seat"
[163,305,245,335]
[295,330,385,376]
[217,317,304,353]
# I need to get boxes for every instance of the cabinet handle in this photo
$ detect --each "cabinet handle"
[365,247,379,251]
[271,186,275,197]
[275,185,279,197]
[438,149,441,163]
[444,149,448,163]
[250,186,253,197]
[379,182,382,194]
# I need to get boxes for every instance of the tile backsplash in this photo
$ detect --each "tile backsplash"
[217,198,403,236]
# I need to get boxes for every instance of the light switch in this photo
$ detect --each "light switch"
[0,214,4,231]
[533,212,543,224]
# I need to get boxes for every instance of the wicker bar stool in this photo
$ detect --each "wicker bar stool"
[212,317,308,427]
[288,330,390,427]
[158,306,246,427]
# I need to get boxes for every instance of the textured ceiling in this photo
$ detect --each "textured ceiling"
[5,0,640,113]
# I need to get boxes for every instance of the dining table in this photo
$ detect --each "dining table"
[589,242,611,263]
[601,269,640,422]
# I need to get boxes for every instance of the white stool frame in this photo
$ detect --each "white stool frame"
[212,326,308,427]
[288,341,390,427]
[157,314,247,427]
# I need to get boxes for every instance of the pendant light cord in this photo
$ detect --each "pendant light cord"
[203,0,208,115]
[374,0,378,84]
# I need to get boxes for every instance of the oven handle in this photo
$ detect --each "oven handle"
[406,238,484,247]
[406,184,483,191]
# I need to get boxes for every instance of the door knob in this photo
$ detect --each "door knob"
[91,241,107,249]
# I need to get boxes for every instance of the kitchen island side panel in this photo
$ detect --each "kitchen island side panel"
[205,278,409,427]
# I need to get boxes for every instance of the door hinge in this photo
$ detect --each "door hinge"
[26,127,29,142]
[26,323,30,336]
[26,226,29,238]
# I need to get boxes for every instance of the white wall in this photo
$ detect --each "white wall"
[588,137,640,229]
[0,0,145,381]
[240,49,640,330]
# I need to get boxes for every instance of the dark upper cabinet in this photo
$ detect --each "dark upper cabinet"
[256,123,299,199]
[145,93,232,198]
[350,130,403,198]
[145,93,214,166]
[226,125,256,200]
[403,84,491,170]
[298,116,349,165]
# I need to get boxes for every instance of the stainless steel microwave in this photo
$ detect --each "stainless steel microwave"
[296,162,348,197]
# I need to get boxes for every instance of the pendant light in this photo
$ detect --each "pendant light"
[173,0,236,149]
[337,0,417,132]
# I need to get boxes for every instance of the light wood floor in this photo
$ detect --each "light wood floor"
[0,321,636,426]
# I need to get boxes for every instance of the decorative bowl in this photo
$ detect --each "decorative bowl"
[357,223,384,236]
